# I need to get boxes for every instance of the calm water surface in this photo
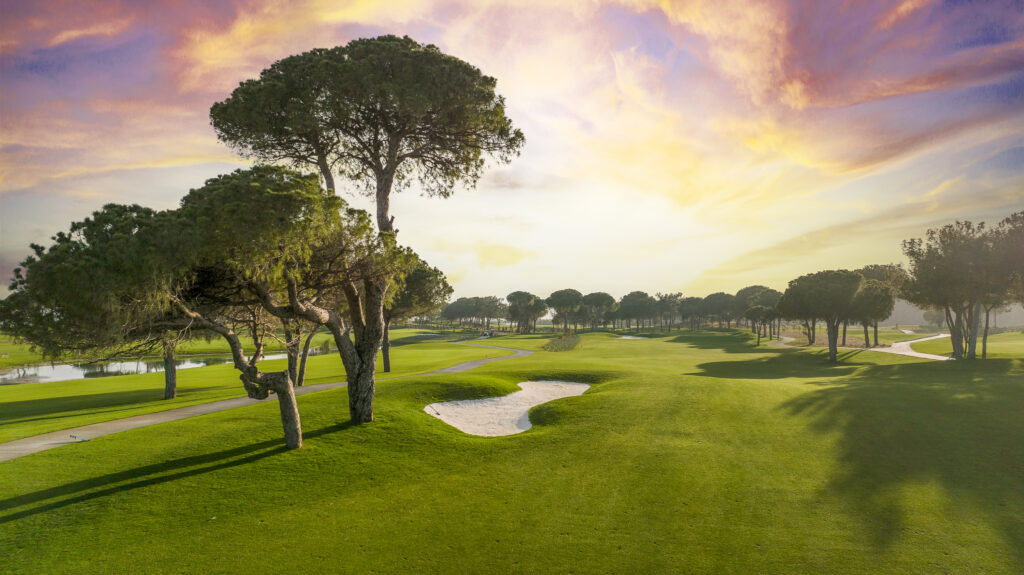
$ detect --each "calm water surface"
[0,351,318,385]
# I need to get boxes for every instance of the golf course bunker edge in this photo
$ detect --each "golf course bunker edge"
[424,381,590,436]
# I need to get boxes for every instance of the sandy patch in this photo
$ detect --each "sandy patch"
[900,329,915,334]
[424,381,590,436]
[617,335,646,340]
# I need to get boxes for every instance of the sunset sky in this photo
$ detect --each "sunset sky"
[1,0,1023,300]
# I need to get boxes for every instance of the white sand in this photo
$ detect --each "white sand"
[900,329,916,334]
[617,335,646,340]
[424,381,590,436]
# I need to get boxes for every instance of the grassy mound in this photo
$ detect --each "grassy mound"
[541,333,581,352]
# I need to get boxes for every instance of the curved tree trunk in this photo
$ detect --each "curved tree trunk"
[296,326,318,387]
[169,301,304,449]
[283,321,299,387]
[162,339,177,400]
[261,371,302,450]
[316,152,336,192]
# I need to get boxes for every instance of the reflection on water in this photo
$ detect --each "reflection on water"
[0,350,321,385]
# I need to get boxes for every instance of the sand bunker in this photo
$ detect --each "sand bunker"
[424,381,590,436]
[617,335,646,340]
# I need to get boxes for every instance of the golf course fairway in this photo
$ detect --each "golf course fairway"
[1,330,1021,573]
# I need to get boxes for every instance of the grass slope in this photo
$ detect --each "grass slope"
[1,331,1021,573]
[0,336,512,442]
[910,330,1024,359]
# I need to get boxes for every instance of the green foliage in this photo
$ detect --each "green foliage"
[441,296,506,326]
[618,291,656,325]
[0,204,169,359]
[177,166,342,275]
[385,255,453,324]
[581,292,616,328]
[210,35,525,203]
[700,292,736,324]
[545,289,583,332]
[852,279,896,324]
[506,291,547,333]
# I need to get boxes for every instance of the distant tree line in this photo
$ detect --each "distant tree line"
[441,211,1021,365]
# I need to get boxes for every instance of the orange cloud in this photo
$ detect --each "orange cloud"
[48,16,135,46]
[877,0,934,30]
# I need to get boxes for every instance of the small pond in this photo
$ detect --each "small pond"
[0,350,324,385]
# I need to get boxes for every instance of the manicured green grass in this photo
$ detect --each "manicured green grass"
[0,337,43,369]
[1,331,1021,573]
[0,328,450,370]
[0,337,513,442]
[911,330,1024,359]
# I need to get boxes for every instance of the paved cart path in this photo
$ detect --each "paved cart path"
[0,342,532,463]
[770,333,951,361]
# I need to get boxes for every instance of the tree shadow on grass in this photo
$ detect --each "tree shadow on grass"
[0,387,228,425]
[781,359,1024,560]
[688,349,858,379]
[0,421,355,524]
[662,330,771,354]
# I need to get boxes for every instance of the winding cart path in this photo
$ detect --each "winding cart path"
[0,342,532,463]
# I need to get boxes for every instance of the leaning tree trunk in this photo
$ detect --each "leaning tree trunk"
[945,307,964,360]
[162,339,177,400]
[296,326,318,387]
[172,303,304,450]
[382,318,392,373]
[255,371,302,450]
[283,321,299,387]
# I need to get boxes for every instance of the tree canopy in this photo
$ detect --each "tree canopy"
[210,35,525,233]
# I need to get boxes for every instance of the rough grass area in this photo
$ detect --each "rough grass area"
[541,333,581,352]
[1,331,1021,573]
[0,336,513,443]
[910,330,1024,359]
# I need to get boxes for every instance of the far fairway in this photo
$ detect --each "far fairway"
[910,330,1024,359]
[0,329,512,443]
[1,330,1021,573]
